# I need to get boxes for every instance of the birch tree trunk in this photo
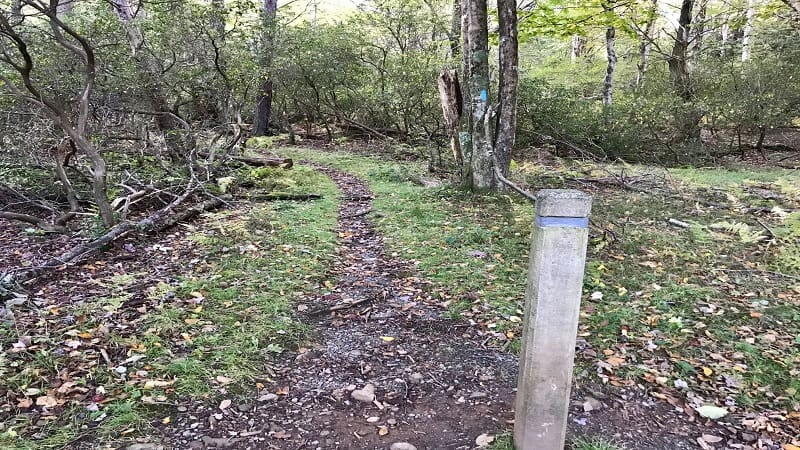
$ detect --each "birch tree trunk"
[494,0,517,179]
[570,35,585,62]
[668,0,701,140]
[459,0,472,180]
[635,0,658,87]
[742,0,755,61]
[720,0,730,56]
[253,0,277,137]
[602,25,616,107]
[465,0,493,190]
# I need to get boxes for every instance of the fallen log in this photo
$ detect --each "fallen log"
[0,195,226,300]
[245,193,322,201]
[233,155,293,168]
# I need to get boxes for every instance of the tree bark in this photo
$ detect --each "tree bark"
[450,0,461,57]
[570,35,585,62]
[635,0,657,87]
[465,0,493,191]
[780,0,800,16]
[742,0,755,61]
[602,25,616,107]
[495,0,518,179]
[253,0,277,136]
[668,0,701,140]
[437,69,463,165]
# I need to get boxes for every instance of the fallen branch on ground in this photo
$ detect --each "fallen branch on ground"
[0,194,227,300]
[233,155,293,168]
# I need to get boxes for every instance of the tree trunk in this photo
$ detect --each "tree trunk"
[10,0,21,20]
[691,0,707,56]
[570,35,585,62]
[465,0,493,191]
[459,0,472,180]
[438,69,463,165]
[721,2,730,56]
[253,0,277,137]
[494,0,518,179]
[635,0,658,87]
[742,0,755,61]
[602,25,616,108]
[668,0,701,140]
[450,0,461,58]
[112,0,189,156]
[780,0,800,16]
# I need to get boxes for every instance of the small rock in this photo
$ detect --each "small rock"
[741,433,757,443]
[408,373,424,384]
[258,393,278,402]
[469,391,488,399]
[237,403,252,412]
[177,406,188,412]
[351,384,376,403]
[582,396,603,412]
[125,445,164,450]
[387,418,397,426]
[366,416,380,423]
[390,443,417,450]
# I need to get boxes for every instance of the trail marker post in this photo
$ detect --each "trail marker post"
[514,189,592,450]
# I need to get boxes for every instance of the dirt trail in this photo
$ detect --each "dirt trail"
[161,166,708,450]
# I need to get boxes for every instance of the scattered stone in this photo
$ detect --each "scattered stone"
[582,396,603,412]
[257,393,278,402]
[351,384,376,403]
[125,445,164,450]
[390,443,417,450]
[469,391,488,399]
[408,373,424,384]
[387,418,397,426]
[366,416,380,423]
[202,436,239,448]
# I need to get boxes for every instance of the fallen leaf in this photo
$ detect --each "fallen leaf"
[16,398,32,408]
[35,395,58,408]
[702,367,713,377]
[782,445,800,450]
[378,426,389,436]
[380,336,395,342]
[219,399,231,410]
[162,416,171,425]
[702,434,723,443]
[215,375,232,385]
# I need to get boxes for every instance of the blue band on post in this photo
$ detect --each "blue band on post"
[535,216,589,228]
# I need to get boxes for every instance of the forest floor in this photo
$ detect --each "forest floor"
[1,145,799,450]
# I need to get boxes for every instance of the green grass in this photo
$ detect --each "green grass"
[571,436,626,450]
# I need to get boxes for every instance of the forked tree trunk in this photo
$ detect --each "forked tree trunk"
[494,0,518,179]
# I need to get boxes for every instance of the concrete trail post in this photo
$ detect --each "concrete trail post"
[514,189,592,450]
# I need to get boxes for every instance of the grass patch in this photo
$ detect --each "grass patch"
[572,436,626,450]
[0,164,339,448]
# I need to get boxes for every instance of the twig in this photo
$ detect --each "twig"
[753,217,775,238]
[667,218,692,229]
